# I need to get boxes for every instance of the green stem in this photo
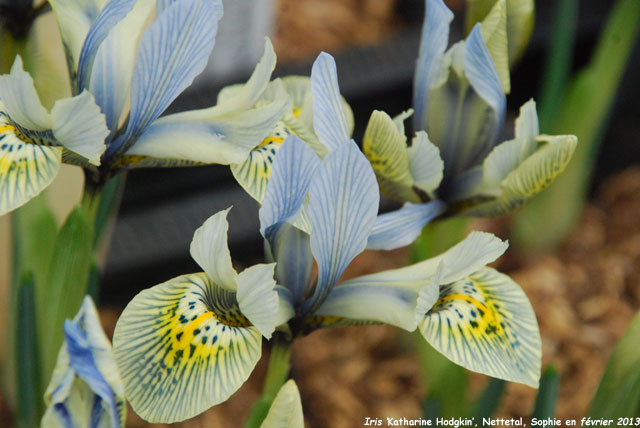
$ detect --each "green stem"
[245,336,292,428]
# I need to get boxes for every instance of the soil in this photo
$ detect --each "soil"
[91,167,640,427]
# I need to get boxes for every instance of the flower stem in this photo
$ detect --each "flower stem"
[245,335,292,428]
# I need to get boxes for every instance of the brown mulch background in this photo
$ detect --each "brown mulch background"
[92,167,640,427]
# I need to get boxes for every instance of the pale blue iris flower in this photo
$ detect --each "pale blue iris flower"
[0,0,287,215]
[41,296,125,428]
[364,0,576,218]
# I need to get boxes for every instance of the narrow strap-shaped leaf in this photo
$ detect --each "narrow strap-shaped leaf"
[419,267,541,387]
[113,273,262,423]
[531,366,560,419]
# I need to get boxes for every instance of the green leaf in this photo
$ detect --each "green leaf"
[14,273,43,428]
[411,217,470,262]
[40,204,94,381]
[473,377,506,419]
[532,366,560,419]
[589,312,640,417]
[259,380,304,428]
[513,0,640,250]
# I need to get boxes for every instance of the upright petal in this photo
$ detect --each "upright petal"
[366,201,446,251]
[190,209,238,291]
[461,24,507,163]
[236,263,279,339]
[259,135,320,243]
[419,267,541,387]
[88,0,155,131]
[407,130,444,195]
[413,0,454,131]
[268,225,314,306]
[109,0,222,157]
[304,141,380,313]
[76,0,137,91]
[0,57,51,130]
[113,273,262,423]
[48,0,106,77]
[311,52,350,152]
[42,296,125,428]
[480,0,510,93]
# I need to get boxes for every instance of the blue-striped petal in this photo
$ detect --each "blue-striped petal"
[88,0,155,131]
[461,24,506,164]
[268,225,314,306]
[413,0,454,131]
[113,273,262,423]
[311,52,350,152]
[76,0,137,91]
[259,135,320,245]
[366,201,446,251]
[304,140,380,313]
[108,0,222,157]
[419,267,541,387]
[42,296,125,428]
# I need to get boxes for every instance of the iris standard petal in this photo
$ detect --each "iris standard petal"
[88,0,155,131]
[419,267,541,387]
[236,263,279,339]
[413,0,454,131]
[260,380,304,428]
[479,0,510,93]
[190,208,238,291]
[268,224,314,306]
[259,134,320,243]
[109,0,222,157]
[462,24,506,163]
[366,201,446,251]
[113,273,262,423]
[48,0,106,78]
[42,296,125,428]
[304,140,380,313]
[311,52,350,152]
[0,56,51,130]
[76,0,137,91]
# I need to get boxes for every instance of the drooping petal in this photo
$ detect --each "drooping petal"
[190,208,238,291]
[113,273,262,423]
[457,134,577,217]
[311,52,350,152]
[76,0,137,91]
[338,231,507,294]
[0,135,61,215]
[108,0,222,157]
[88,0,155,131]
[315,282,421,331]
[419,267,541,387]
[260,380,304,428]
[366,201,446,251]
[363,109,419,203]
[236,263,279,339]
[42,296,125,428]
[304,141,380,313]
[259,134,320,242]
[413,0,454,131]
[48,0,106,78]
[407,130,444,195]
[480,0,510,93]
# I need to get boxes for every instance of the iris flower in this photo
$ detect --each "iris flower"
[363,0,577,218]
[41,296,125,428]
[0,0,287,215]
[112,52,540,424]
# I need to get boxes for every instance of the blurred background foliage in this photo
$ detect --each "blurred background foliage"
[1,0,639,426]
